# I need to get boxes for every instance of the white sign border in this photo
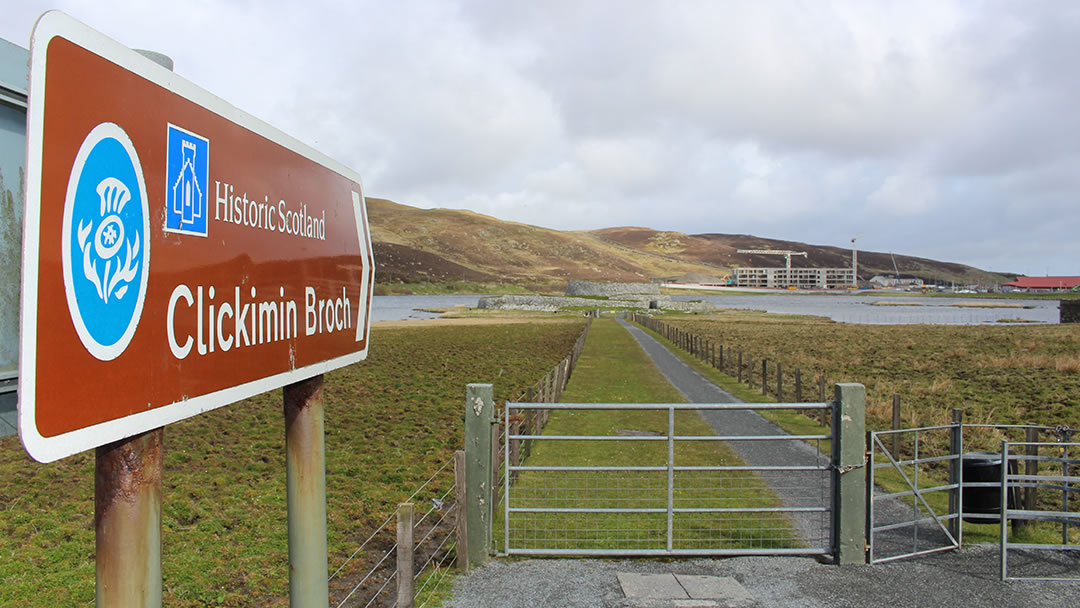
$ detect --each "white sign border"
[19,10,375,463]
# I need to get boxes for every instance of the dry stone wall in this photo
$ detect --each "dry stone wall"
[478,284,715,314]
[565,280,659,297]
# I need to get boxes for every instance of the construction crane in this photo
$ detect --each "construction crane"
[736,249,808,270]
[850,235,863,288]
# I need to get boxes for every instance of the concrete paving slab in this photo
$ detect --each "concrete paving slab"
[618,573,689,599]
[675,575,755,603]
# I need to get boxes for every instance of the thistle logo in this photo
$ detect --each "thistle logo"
[164,124,209,236]
[61,123,150,361]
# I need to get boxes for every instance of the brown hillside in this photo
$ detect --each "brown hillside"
[365,198,1009,287]
[366,198,722,287]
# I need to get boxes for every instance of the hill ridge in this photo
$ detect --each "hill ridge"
[365,197,1008,288]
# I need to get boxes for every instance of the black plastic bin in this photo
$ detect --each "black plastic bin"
[961,451,1018,524]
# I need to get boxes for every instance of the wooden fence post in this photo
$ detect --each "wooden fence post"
[795,368,802,402]
[737,350,743,383]
[453,451,468,572]
[891,394,901,457]
[491,421,501,511]
[1019,427,1039,534]
[761,358,768,394]
[818,375,827,425]
[948,408,963,539]
[508,419,520,476]
[396,503,415,608]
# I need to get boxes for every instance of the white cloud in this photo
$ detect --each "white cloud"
[3,0,1079,275]
[867,173,939,216]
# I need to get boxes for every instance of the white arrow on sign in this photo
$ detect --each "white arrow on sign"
[353,190,372,341]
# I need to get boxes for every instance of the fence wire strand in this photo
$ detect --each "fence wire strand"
[415,501,457,550]
[331,319,591,606]
[414,522,456,581]
[361,570,397,608]
[414,484,455,530]
[415,539,458,608]
[329,510,396,583]
[334,542,397,608]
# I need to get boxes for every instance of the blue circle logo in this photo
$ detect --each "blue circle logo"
[62,123,150,361]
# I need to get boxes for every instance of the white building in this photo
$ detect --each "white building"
[733,267,854,289]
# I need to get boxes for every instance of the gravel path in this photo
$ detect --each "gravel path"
[617,318,831,548]
[443,318,1080,606]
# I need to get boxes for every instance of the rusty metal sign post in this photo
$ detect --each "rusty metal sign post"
[284,375,329,605]
[20,11,374,606]
[93,48,172,608]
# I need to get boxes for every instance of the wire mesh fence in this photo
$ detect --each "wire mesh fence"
[505,469,819,552]
[503,402,834,556]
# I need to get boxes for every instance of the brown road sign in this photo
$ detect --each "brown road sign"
[19,12,374,462]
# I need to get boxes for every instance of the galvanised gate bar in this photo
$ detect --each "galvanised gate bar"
[502,401,840,557]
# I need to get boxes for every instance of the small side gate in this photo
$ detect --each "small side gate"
[502,401,845,557]
[867,425,962,564]
[1000,439,1080,581]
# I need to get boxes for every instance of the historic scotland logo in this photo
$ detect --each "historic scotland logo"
[164,124,209,236]
[62,122,150,361]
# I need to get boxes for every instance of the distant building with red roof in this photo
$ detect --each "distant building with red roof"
[1002,276,1080,291]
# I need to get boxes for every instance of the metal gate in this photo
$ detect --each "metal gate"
[502,401,835,556]
[867,424,962,564]
[1000,439,1080,581]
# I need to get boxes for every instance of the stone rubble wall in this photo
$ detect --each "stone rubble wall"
[565,280,660,297]
[477,293,715,314]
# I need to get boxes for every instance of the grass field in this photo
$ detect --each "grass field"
[0,319,586,608]
[659,310,1080,453]
[637,312,1079,546]
[502,319,796,553]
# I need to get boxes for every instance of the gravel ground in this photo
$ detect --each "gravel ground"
[446,547,1080,607]
[444,317,1080,606]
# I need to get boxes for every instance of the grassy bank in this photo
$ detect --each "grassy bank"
[0,319,586,607]
[503,319,795,552]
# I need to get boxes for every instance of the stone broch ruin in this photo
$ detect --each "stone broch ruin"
[478,280,715,313]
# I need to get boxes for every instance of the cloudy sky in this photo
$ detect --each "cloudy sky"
[4,1,1078,276]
